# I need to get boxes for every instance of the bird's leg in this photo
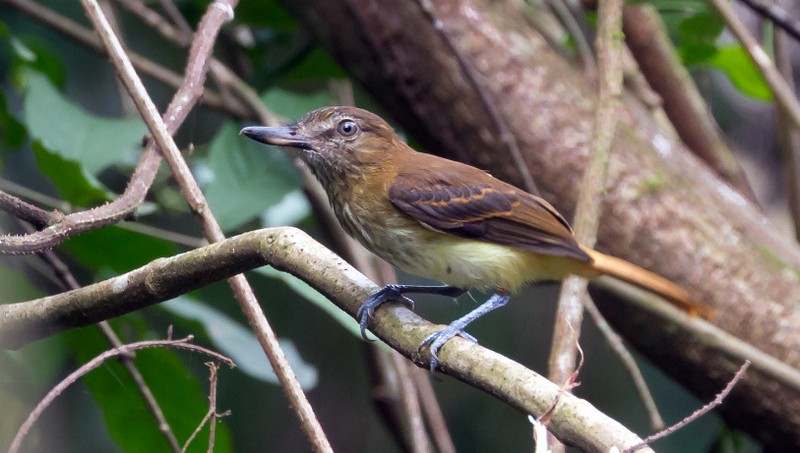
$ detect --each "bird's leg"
[357,285,467,340]
[419,291,511,371]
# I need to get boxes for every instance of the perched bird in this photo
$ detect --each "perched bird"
[241,106,711,370]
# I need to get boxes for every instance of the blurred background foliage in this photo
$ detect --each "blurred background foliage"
[0,0,784,451]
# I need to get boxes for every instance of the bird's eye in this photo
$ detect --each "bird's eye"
[336,119,359,137]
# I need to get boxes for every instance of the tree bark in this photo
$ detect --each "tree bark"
[281,0,800,448]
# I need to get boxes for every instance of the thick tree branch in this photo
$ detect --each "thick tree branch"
[0,227,653,451]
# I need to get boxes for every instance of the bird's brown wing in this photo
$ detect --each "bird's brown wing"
[389,163,590,261]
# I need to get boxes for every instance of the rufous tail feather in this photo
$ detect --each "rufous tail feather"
[582,247,713,319]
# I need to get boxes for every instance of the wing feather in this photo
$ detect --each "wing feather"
[389,161,590,262]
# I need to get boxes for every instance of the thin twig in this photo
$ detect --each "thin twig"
[77,1,332,450]
[548,0,623,393]
[4,0,246,118]
[8,335,234,453]
[206,364,229,453]
[181,362,230,453]
[0,178,72,213]
[18,220,182,451]
[773,15,800,241]
[540,318,584,427]
[547,2,623,448]
[0,0,237,255]
[416,0,539,195]
[546,0,596,75]
[1,177,205,248]
[114,0,191,46]
[0,191,62,228]
[112,0,278,124]
[411,368,456,453]
[624,361,751,452]
[158,0,194,35]
[710,0,800,133]
[584,296,665,430]
[543,318,584,453]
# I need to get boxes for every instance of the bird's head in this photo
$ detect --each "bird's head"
[241,106,409,181]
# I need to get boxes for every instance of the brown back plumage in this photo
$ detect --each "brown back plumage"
[389,153,591,262]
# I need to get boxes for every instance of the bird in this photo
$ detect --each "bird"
[241,106,711,370]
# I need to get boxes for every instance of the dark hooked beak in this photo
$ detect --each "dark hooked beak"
[239,125,313,150]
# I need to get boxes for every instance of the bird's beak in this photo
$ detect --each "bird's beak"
[240,125,313,150]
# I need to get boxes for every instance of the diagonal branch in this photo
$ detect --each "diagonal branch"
[548,0,624,392]
[0,0,234,255]
[0,227,652,451]
[18,219,182,451]
[8,335,233,453]
[4,0,247,118]
[75,1,332,451]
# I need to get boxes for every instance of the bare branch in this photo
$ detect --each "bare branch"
[624,361,751,452]
[774,18,800,240]
[77,1,333,450]
[181,362,230,453]
[739,0,800,41]
[0,227,652,451]
[548,0,623,395]
[19,220,182,451]
[0,0,241,255]
[4,0,246,118]
[0,191,62,229]
[584,297,665,430]
[8,335,234,453]
[415,0,539,195]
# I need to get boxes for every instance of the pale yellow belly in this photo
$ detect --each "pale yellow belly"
[368,227,588,292]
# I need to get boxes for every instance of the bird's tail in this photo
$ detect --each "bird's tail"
[582,247,713,319]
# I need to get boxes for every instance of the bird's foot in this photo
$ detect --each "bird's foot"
[416,291,510,371]
[356,285,415,341]
[418,322,478,372]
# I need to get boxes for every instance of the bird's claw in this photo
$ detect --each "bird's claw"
[356,286,416,341]
[418,325,477,372]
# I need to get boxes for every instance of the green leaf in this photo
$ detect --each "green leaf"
[162,296,318,389]
[0,264,44,304]
[260,86,333,119]
[0,90,26,149]
[63,226,177,273]
[204,122,302,230]
[234,0,298,30]
[32,142,109,206]
[64,323,233,453]
[23,72,146,174]
[707,46,773,101]
[279,47,348,81]
[11,37,67,89]
[676,12,724,65]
